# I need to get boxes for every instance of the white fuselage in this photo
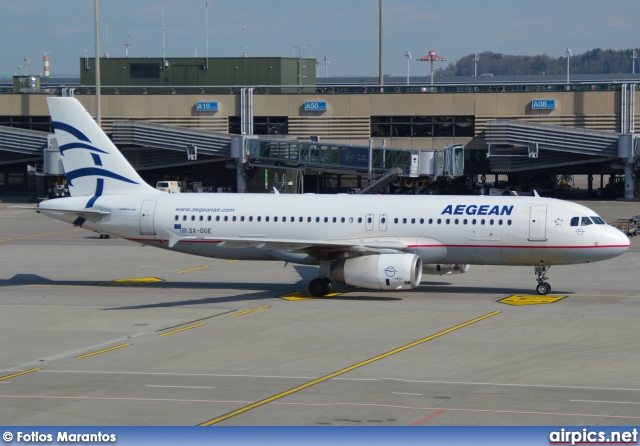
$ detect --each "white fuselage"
[38,193,630,267]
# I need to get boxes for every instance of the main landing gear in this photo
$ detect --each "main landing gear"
[308,261,333,297]
[309,277,333,297]
[535,265,551,295]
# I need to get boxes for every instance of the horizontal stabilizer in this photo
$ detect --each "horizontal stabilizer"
[15,205,110,216]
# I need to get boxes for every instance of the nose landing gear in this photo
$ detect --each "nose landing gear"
[535,265,551,295]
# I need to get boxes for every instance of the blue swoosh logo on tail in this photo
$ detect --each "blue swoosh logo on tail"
[66,167,139,187]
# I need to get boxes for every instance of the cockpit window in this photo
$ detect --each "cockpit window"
[570,217,580,227]
[591,216,605,225]
[581,217,593,226]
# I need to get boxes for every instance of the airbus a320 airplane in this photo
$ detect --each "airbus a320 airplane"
[36,97,629,297]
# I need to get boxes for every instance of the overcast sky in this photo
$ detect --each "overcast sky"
[1,0,638,78]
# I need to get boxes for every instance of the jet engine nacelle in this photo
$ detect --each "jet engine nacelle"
[422,264,470,276]
[330,253,423,290]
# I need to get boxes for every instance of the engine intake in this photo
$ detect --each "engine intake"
[330,253,423,290]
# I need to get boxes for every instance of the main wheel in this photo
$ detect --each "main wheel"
[309,278,328,297]
[323,278,333,294]
[536,282,550,295]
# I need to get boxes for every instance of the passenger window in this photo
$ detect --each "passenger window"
[208,216,212,221]
[341,217,345,223]
[241,216,245,222]
[381,217,386,224]
[299,217,303,222]
[358,217,363,223]
[428,218,433,224]
[446,219,450,224]
[216,216,220,221]
[437,219,441,224]
[420,218,424,224]
[570,217,579,227]
[394,218,399,224]
[199,216,204,221]
[308,217,312,222]
[333,217,337,223]
[454,219,459,225]
[257,216,261,222]
[174,215,179,221]
[316,217,320,223]
[463,219,468,225]
[472,219,476,225]
[490,219,494,225]
[581,217,593,226]
[498,219,503,225]
[191,215,195,221]
[233,216,237,222]
[411,218,416,224]
[349,217,354,223]
[274,216,278,222]
[481,219,485,225]
[507,220,512,225]
[224,216,228,222]
[324,217,328,223]
[402,218,407,224]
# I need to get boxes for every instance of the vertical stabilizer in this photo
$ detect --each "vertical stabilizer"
[46,97,159,203]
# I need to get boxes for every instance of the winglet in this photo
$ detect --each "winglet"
[533,189,540,198]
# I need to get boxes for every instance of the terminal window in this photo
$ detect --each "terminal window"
[371,116,474,138]
[130,63,160,79]
[228,116,288,135]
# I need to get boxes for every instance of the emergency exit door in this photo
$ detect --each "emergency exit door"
[140,200,157,235]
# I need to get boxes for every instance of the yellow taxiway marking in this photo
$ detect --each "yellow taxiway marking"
[176,266,210,274]
[0,228,82,243]
[499,295,567,306]
[0,368,41,382]
[230,306,270,317]
[279,291,343,301]
[228,260,239,263]
[76,344,131,359]
[159,322,207,337]
[199,310,501,426]
[97,277,164,286]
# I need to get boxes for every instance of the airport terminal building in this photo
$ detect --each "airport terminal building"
[0,57,638,197]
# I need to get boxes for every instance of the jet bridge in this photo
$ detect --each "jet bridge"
[242,138,464,177]
[485,120,620,173]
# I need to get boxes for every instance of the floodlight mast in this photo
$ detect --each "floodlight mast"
[405,51,412,85]
[566,48,572,84]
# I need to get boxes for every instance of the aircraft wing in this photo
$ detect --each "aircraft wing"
[163,231,411,252]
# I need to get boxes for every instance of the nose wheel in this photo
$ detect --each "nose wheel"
[535,266,551,295]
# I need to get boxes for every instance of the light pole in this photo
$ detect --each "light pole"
[379,0,383,86]
[405,51,411,85]
[474,53,479,77]
[94,0,101,127]
[565,48,572,84]
[632,50,637,74]
[324,56,329,78]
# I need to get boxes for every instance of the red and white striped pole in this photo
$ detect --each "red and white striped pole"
[43,54,50,77]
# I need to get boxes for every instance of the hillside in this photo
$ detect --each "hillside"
[436,48,640,77]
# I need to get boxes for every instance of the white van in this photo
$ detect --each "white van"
[156,181,181,193]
